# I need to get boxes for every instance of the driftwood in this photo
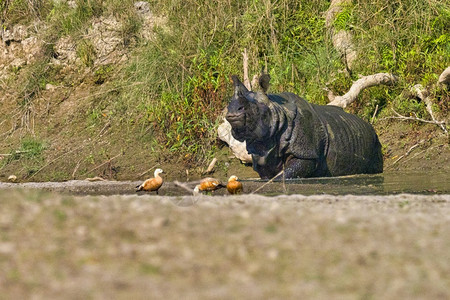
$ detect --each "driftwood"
[217,120,252,163]
[203,157,217,175]
[173,180,196,195]
[438,66,450,86]
[371,104,379,124]
[329,68,448,134]
[138,164,159,177]
[84,176,106,182]
[398,67,450,134]
[72,159,82,179]
[412,84,448,134]
[80,152,122,177]
[327,73,398,108]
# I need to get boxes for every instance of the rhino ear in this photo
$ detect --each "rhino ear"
[231,75,249,97]
[258,73,270,93]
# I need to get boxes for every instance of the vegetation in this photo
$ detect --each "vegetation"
[1,136,46,177]
[0,0,448,180]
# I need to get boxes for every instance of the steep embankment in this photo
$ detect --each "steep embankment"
[0,2,181,182]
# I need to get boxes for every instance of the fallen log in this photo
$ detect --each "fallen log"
[327,73,398,108]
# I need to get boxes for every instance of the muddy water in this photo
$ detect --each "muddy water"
[253,170,450,196]
[0,171,448,196]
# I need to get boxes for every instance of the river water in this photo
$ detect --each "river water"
[251,170,450,196]
[0,170,448,196]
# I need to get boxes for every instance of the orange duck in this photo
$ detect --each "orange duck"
[226,175,243,194]
[193,177,225,194]
[136,168,164,194]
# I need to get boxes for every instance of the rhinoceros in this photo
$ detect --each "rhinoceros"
[225,75,383,179]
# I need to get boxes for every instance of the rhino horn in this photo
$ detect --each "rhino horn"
[231,75,249,97]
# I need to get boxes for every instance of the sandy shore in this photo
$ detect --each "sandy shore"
[0,189,449,299]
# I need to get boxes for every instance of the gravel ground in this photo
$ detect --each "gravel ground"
[0,189,449,299]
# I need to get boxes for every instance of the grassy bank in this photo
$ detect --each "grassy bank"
[0,0,448,181]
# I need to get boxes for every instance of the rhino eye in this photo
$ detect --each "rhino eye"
[238,106,244,111]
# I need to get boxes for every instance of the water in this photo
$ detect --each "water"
[242,171,450,196]
[0,171,448,196]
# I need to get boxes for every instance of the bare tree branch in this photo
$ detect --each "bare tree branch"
[203,157,217,175]
[327,73,398,108]
[250,170,284,194]
[218,48,254,163]
[251,74,259,90]
[371,104,379,124]
[242,48,251,90]
[382,108,446,128]
[173,180,196,195]
[412,84,448,134]
[80,152,122,178]
[392,140,425,165]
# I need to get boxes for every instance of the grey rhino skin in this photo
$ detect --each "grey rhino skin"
[225,75,383,179]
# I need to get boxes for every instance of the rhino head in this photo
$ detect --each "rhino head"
[225,75,273,144]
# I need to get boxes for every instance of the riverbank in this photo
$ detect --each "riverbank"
[0,1,448,184]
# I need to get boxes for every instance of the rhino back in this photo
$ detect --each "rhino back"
[312,105,383,176]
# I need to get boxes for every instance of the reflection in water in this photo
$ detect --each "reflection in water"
[381,171,449,194]
[245,171,450,195]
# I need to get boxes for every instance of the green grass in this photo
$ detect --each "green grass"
[20,137,46,158]
[0,136,47,177]
[1,137,46,163]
